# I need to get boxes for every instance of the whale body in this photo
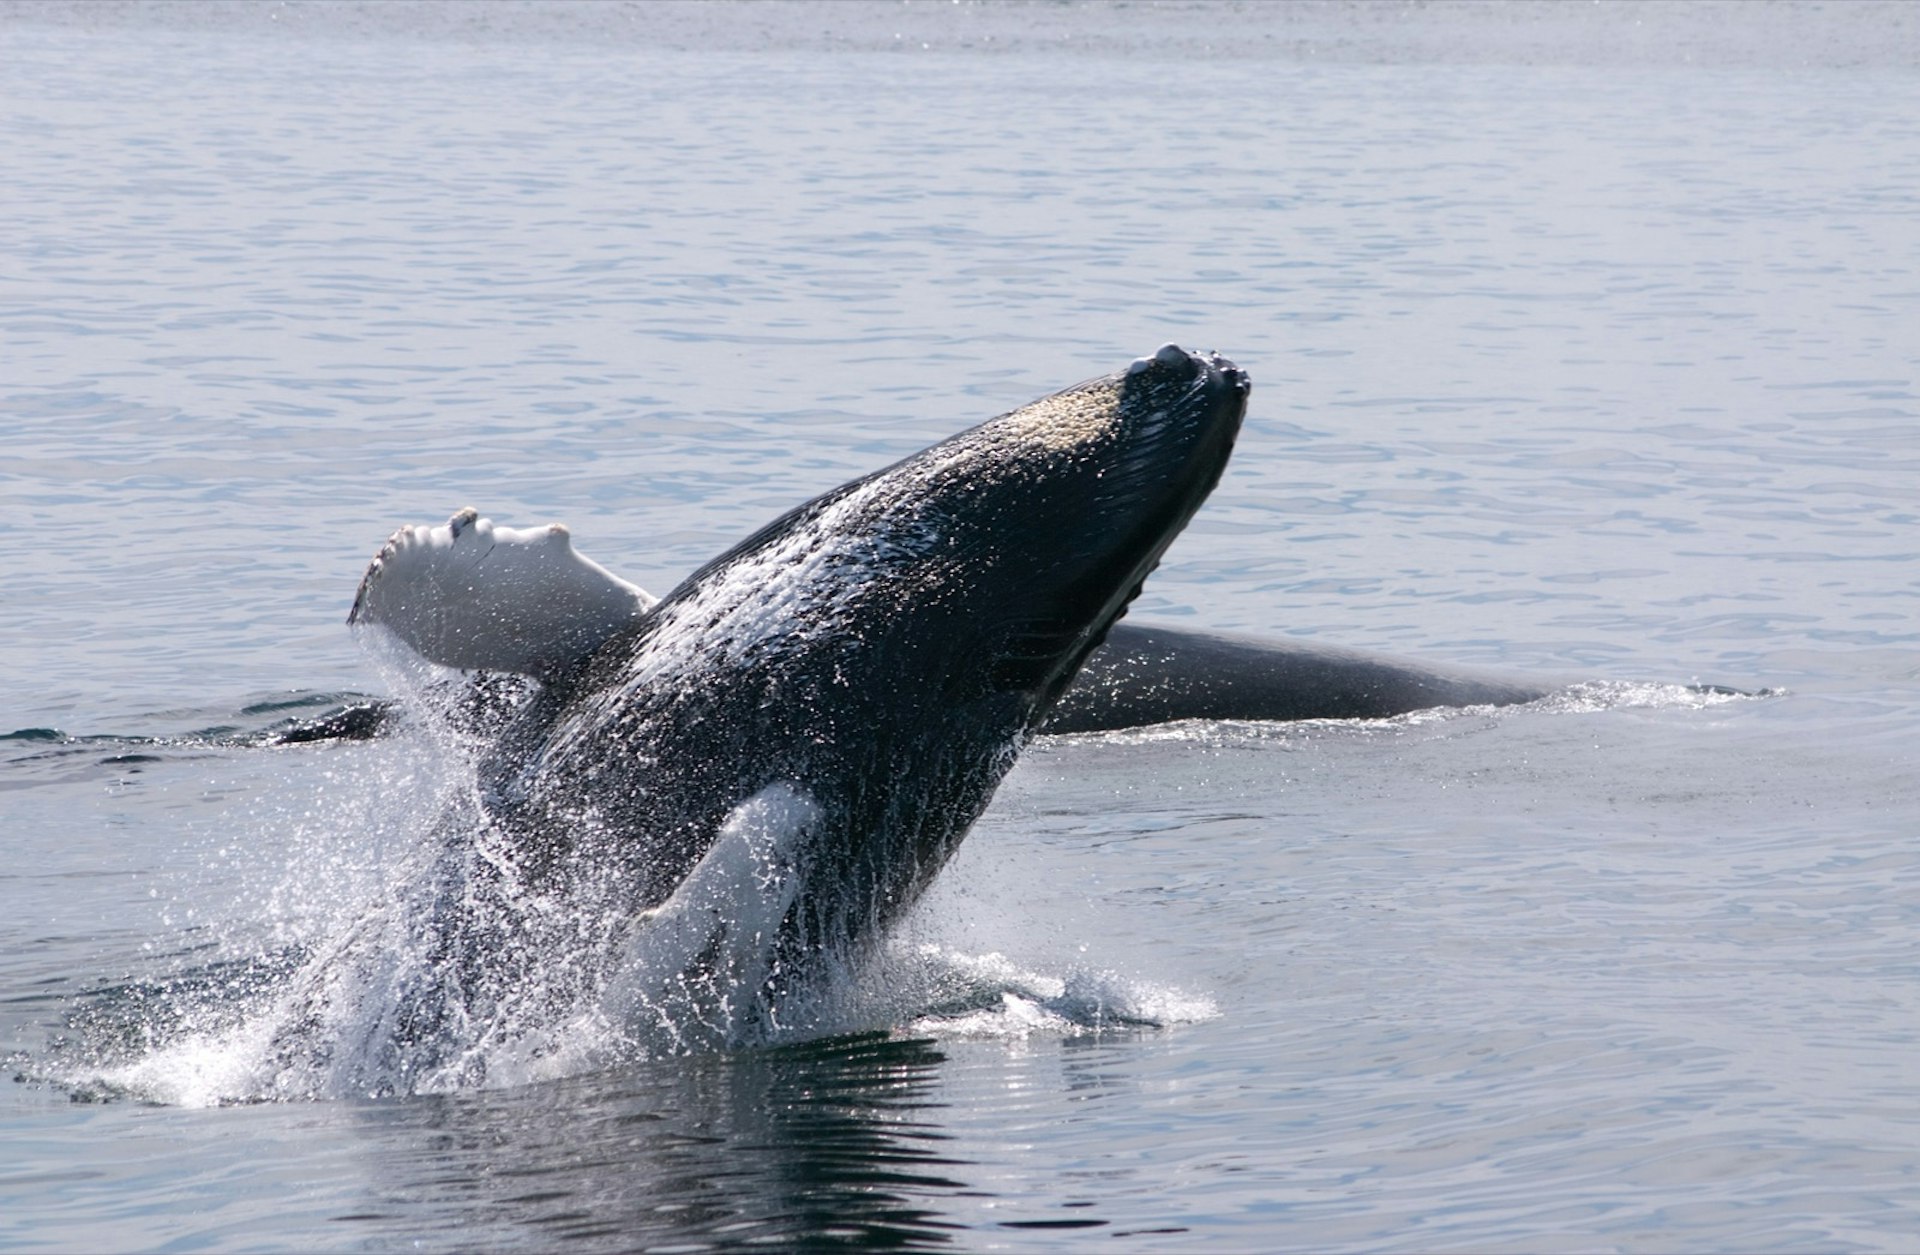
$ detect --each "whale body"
[343,344,1250,1068]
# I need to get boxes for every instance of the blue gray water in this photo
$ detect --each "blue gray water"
[4,16,1919,1252]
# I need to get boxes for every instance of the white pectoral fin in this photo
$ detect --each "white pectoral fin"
[605,783,821,1035]
[636,782,818,952]
[349,507,657,677]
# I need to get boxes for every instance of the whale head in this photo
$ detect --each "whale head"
[504,346,1249,1016]
[815,341,1251,720]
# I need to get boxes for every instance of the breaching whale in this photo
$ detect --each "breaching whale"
[342,344,1250,1069]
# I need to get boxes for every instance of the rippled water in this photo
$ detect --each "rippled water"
[4,16,1918,1253]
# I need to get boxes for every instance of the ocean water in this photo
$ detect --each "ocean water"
[4,16,1919,1252]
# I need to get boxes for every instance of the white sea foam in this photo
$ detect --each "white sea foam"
[894,946,1219,1040]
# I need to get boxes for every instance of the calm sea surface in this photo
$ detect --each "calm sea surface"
[4,19,1918,1252]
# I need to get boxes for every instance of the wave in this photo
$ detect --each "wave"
[1052,677,1775,747]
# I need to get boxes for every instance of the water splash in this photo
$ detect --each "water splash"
[892,946,1219,1040]
[41,646,1212,1106]
[1539,679,1777,714]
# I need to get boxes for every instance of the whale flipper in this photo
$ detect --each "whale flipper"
[350,508,655,679]
[604,782,821,1046]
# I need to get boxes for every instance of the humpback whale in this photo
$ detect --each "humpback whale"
[340,344,1250,1069]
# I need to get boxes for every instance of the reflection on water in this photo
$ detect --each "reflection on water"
[350,1033,967,1251]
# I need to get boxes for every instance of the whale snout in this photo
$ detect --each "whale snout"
[1113,344,1250,461]
[1209,350,1252,396]
[1101,343,1249,519]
